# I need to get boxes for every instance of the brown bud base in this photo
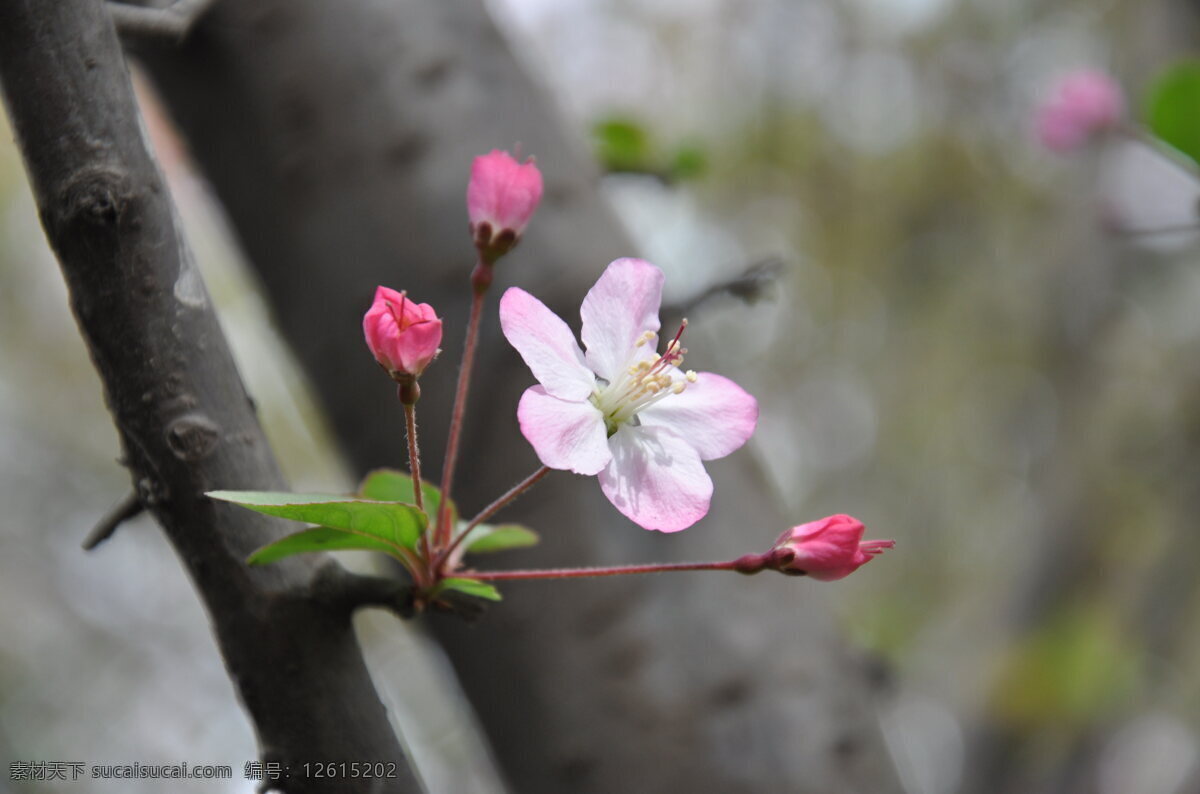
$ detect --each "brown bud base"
[471,220,520,265]
[395,376,420,405]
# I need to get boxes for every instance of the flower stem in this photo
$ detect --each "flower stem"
[403,401,424,514]
[436,261,490,548]
[396,384,433,567]
[459,554,772,581]
[437,465,550,570]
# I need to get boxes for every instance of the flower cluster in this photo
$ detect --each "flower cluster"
[222,147,892,619]
[355,149,891,590]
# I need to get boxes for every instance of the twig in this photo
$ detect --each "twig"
[81,490,144,550]
[436,465,550,571]
[670,257,784,316]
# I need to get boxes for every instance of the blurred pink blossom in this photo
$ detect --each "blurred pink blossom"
[1035,69,1125,153]
[467,150,543,256]
[773,514,894,581]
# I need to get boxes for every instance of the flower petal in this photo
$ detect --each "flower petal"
[580,258,664,381]
[637,372,758,461]
[500,287,596,400]
[517,386,611,475]
[598,425,712,532]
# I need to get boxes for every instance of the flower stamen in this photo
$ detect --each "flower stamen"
[593,319,695,434]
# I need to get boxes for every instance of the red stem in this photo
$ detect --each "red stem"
[403,402,424,514]
[401,399,435,567]
[436,271,488,548]
[460,559,751,581]
[436,465,550,571]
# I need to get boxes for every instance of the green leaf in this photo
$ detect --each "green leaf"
[1146,61,1200,165]
[246,527,403,565]
[357,468,454,525]
[437,578,502,601]
[464,524,540,554]
[208,490,426,551]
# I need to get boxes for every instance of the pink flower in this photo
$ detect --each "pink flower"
[467,150,544,258]
[363,286,443,378]
[500,258,758,532]
[1035,69,1125,153]
[773,514,894,581]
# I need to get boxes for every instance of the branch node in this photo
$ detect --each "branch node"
[108,0,216,45]
[309,565,416,619]
[82,490,144,550]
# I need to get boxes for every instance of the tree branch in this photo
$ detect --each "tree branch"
[0,2,420,791]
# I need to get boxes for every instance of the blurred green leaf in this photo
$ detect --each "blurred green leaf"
[593,117,654,173]
[592,116,710,182]
[464,524,540,554]
[991,602,1140,729]
[246,526,404,565]
[1146,61,1200,165]
[668,144,708,181]
[208,490,426,552]
[437,577,502,602]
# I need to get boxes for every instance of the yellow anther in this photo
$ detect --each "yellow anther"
[686,370,698,382]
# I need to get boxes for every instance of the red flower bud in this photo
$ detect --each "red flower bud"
[363,286,442,379]
[772,514,894,581]
[467,150,543,261]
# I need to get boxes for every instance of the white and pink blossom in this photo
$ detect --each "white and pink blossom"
[499,258,758,532]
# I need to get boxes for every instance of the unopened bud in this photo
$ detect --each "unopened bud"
[467,150,543,262]
[363,286,442,382]
[770,514,894,581]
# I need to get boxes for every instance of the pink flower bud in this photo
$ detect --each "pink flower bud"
[467,150,543,260]
[363,286,442,379]
[1035,69,1125,153]
[772,514,894,581]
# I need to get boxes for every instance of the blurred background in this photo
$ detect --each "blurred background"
[3,0,1200,792]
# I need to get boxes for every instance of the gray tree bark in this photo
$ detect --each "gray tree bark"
[134,1,901,790]
[0,1,422,791]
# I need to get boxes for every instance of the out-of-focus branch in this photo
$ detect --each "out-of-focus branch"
[0,2,421,791]
[108,0,214,44]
